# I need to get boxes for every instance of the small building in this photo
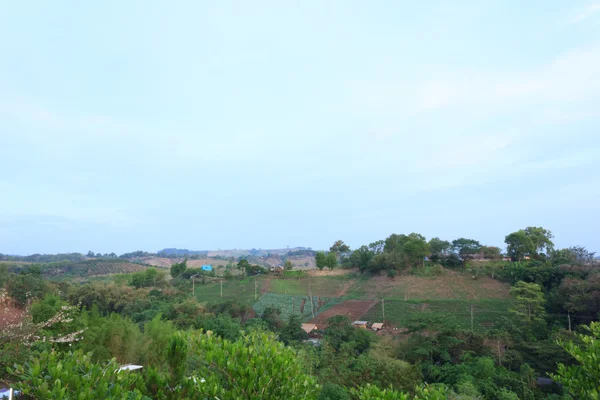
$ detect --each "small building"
[352,321,368,329]
[301,323,318,334]
[201,264,213,272]
[371,322,384,331]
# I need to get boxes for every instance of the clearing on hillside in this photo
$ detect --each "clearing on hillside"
[351,271,510,300]
[309,299,377,326]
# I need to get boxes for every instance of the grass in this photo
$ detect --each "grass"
[362,299,514,332]
[194,278,259,306]
[267,276,355,297]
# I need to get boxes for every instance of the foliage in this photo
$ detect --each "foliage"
[284,260,294,270]
[509,281,547,323]
[325,251,338,270]
[170,259,187,278]
[330,240,351,254]
[552,321,600,399]
[316,251,327,271]
[10,350,145,399]
[129,268,166,288]
[185,330,320,399]
[451,238,481,266]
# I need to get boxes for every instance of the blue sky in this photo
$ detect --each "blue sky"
[1,1,599,255]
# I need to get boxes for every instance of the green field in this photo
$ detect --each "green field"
[194,278,259,306]
[189,270,513,331]
[362,299,514,332]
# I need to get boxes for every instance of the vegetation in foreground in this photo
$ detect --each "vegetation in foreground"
[1,226,599,399]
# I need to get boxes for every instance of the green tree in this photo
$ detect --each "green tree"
[330,240,351,254]
[551,321,600,399]
[451,238,482,266]
[505,231,536,261]
[509,281,546,323]
[10,350,145,399]
[347,245,375,272]
[325,252,338,270]
[284,260,294,271]
[170,259,187,278]
[523,226,554,256]
[315,251,327,271]
[481,245,502,261]
[403,236,430,267]
[237,259,250,275]
[185,330,319,399]
[428,238,450,261]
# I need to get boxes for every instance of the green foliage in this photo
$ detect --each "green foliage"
[324,315,373,353]
[325,251,338,270]
[78,310,143,363]
[185,330,319,399]
[330,240,351,254]
[481,245,502,261]
[552,321,600,399]
[10,350,145,399]
[316,251,327,271]
[280,314,308,344]
[318,383,351,400]
[170,259,187,278]
[129,268,165,288]
[505,231,536,261]
[284,260,294,270]
[509,281,547,323]
[350,384,409,399]
[6,269,48,307]
[30,293,65,323]
[451,238,481,266]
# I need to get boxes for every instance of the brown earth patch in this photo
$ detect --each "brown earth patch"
[309,299,377,326]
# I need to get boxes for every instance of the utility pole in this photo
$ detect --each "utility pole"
[470,305,474,332]
[568,312,572,332]
[192,277,195,296]
[308,278,315,319]
[220,280,223,298]
[381,299,385,322]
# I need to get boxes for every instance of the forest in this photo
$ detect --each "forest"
[1,226,599,399]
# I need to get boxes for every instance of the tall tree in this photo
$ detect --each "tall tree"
[315,251,327,271]
[325,252,338,270]
[481,246,502,261]
[509,281,546,323]
[505,231,536,261]
[451,238,482,266]
[523,226,554,256]
[330,240,351,254]
[429,237,451,260]
[170,259,187,278]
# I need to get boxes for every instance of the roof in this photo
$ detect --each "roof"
[118,364,143,372]
[372,323,384,329]
[301,323,317,333]
[352,321,368,325]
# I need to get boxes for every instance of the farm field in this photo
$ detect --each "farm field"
[309,299,377,326]
[347,271,511,301]
[362,299,514,333]
[189,268,513,332]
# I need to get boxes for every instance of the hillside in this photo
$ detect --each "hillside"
[6,259,149,279]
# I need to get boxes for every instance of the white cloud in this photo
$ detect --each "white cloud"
[568,4,600,24]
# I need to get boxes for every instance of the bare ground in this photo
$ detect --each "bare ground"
[309,299,377,326]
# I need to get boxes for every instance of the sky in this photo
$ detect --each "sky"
[1,1,599,255]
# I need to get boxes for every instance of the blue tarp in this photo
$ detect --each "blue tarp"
[201,264,213,271]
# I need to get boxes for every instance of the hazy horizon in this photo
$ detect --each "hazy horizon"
[2,1,599,255]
